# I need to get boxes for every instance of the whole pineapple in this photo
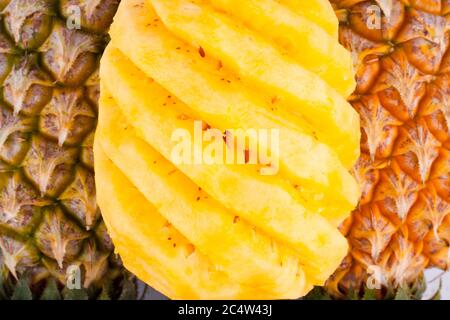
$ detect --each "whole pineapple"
[326,0,450,299]
[0,0,139,299]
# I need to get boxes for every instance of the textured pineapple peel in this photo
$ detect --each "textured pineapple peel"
[96,0,361,299]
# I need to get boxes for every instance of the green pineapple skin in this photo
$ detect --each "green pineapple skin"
[0,0,141,300]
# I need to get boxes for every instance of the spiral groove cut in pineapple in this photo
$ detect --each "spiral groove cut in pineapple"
[95,0,360,299]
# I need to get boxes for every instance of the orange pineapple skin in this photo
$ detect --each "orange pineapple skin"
[327,0,450,297]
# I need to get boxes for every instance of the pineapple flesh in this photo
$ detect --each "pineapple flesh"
[0,0,135,299]
[96,0,361,299]
[326,0,450,299]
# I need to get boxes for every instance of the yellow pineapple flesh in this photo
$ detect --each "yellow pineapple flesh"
[95,0,361,299]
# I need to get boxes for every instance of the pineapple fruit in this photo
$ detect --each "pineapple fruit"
[95,0,361,299]
[1,0,442,301]
[0,0,141,299]
[325,0,450,299]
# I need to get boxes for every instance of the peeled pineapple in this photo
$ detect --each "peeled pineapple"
[95,0,360,299]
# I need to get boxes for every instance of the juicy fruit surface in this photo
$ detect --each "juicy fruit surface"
[327,0,450,298]
[0,0,134,299]
[100,47,350,287]
[276,0,340,37]
[96,0,360,299]
[96,90,312,298]
[108,0,359,225]
[150,0,360,168]
[95,143,240,299]
[155,0,355,98]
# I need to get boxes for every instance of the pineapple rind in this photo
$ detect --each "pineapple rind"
[0,0,127,298]
[326,0,450,298]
